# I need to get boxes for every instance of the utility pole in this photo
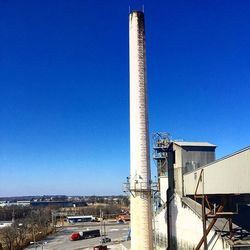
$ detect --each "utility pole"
[100,209,103,242]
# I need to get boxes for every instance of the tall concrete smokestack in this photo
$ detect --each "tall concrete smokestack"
[129,11,153,250]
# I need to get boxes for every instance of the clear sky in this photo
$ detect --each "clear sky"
[0,0,249,196]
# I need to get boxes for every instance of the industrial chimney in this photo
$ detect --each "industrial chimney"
[129,11,153,250]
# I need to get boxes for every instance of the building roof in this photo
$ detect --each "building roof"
[173,141,216,147]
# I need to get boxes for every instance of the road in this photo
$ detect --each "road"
[25,222,130,250]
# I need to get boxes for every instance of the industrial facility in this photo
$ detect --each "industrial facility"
[126,10,250,250]
[153,135,250,250]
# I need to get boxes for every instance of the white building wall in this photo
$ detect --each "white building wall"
[173,144,184,196]
[159,176,168,203]
[0,221,12,228]
[184,147,250,195]
[169,195,231,250]
[155,195,232,250]
[154,208,168,250]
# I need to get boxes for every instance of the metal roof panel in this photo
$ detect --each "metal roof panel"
[173,141,216,147]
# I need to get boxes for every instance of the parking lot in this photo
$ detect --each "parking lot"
[25,222,130,250]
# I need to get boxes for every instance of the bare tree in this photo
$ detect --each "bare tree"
[13,220,29,250]
[0,226,16,250]
[37,208,50,235]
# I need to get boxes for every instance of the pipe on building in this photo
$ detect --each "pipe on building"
[167,188,171,250]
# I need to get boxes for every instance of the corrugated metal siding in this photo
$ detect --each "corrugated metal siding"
[182,146,215,174]
[184,148,250,195]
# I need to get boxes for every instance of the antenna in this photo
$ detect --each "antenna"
[129,6,131,13]
[142,5,145,13]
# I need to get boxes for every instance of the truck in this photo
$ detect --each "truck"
[116,213,130,223]
[70,229,101,241]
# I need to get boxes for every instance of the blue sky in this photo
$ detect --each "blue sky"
[0,0,249,196]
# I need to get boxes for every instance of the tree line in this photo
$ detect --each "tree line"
[0,208,53,250]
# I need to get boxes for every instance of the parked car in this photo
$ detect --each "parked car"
[117,219,124,224]
[100,237,111,243]
[93,245,107,250]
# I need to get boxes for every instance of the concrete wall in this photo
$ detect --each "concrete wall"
[169,195,231,250]
[154,193,232,250]
[159,176,168,203]
[154,208,168,250]
[154,177,168,249]
[172,144,183,196]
